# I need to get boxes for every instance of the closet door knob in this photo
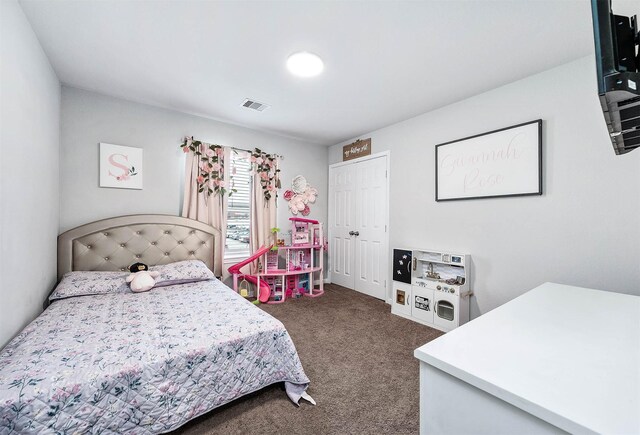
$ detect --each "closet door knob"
[353,231,360,236]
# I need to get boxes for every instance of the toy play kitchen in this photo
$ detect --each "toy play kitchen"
[391,248,472,332]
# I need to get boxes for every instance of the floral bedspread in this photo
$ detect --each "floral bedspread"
[0,279,309,434]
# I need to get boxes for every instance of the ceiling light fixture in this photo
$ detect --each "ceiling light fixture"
[286,52,324,77]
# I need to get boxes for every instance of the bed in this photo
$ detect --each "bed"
[0,215,312,434]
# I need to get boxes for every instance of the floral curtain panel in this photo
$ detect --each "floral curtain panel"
[250,148,281,202]
[180,137,230,276]
[249,149,280,272]
[181,139,281,274]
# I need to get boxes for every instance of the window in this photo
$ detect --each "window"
[225,150,251,259]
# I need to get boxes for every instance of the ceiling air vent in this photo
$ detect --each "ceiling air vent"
[241,98,270,112]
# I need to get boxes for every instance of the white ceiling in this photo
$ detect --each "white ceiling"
[17,0,638,145]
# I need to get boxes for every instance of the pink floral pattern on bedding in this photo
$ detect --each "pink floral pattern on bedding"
[1,279,309,433]
[49,261,216,301]
[49,271,130,301]
[150,260,215,287]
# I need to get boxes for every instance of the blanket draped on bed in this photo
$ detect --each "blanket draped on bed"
[0,279,310,434]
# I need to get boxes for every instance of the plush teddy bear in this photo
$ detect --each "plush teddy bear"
[126,262,160,293]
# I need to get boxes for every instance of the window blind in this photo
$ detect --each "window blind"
[225,151,252,259]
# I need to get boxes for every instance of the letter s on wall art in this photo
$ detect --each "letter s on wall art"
[99,143,143,190]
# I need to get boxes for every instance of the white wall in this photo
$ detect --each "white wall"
[329,56,640,318]
[60,86,328,238]
[0,0,60,348]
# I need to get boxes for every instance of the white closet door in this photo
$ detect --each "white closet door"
[329,154,389,300]
[329,163,356,289]
[354,155,388,300]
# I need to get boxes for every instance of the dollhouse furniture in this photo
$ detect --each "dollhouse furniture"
[391,248,471,332]
[229,217,324,304]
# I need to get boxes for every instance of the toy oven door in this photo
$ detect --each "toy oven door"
[433,292,457,330]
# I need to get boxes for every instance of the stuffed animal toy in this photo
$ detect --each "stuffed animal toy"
[126,262,160,293]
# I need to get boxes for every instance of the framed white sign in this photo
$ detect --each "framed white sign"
[435,120,542,201]
[99,143,143,189]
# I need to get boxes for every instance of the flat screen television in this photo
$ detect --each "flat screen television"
[591,0,640,154]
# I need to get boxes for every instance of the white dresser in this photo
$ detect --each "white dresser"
[414,282,640,434]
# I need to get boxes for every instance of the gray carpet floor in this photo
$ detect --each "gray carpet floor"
[174,284,443,435]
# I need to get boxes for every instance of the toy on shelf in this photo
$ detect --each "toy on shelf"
[228,217,325,304]
[238,278,251,298]
[270,227,280,250]
[266,249,279,270]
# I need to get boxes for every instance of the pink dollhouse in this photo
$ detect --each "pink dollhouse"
[229,217,325,304]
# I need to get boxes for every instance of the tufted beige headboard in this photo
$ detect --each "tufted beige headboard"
[57,214,221,279]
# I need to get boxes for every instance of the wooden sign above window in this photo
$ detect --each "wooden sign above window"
[343,138,372,161]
